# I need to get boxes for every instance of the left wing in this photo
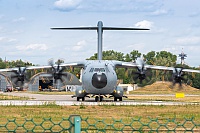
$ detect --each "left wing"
[115,61,200,73]
[146,65,200,73]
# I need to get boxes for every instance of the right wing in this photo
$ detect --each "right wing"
[0,61,85,72]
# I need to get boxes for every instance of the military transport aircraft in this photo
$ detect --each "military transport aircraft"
[1,21,200,102]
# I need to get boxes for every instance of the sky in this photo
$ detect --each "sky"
[0,0,200,67]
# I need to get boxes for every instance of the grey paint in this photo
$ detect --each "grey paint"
[97,21,103,60]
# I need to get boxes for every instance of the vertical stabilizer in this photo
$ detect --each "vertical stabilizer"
[51,21,149,60]
[97,21,103,60]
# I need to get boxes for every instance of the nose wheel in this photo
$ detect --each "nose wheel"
[95,96,104,102]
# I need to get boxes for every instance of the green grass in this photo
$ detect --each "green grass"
[0,105,200,132]
[0,94,30,100]
[130,90,200,95]
[125,95,200,103]
[0,105,200,121]
[130,82,200,95]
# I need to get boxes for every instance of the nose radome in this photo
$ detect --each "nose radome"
[92,73,107,89]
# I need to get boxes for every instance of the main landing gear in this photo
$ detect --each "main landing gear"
[114,97,122,101]
[77,97,85,101]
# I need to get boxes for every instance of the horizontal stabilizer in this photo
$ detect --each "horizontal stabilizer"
[103,27,149,30]
[51,27,149,30]
[51,27,98,30]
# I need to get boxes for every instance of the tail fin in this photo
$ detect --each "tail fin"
[51,21,149,60]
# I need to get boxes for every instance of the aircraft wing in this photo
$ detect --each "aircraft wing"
[0,61,85,72]
[182,68,200,73]
[146,65,200,73]
[115,61,200,73]
[26,65,52,70]
[28,62,85,69]
[0,65,52,72]
[0,68,15,72]
[59,62,85,67]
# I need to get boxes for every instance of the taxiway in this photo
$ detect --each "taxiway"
[0,92,199,106]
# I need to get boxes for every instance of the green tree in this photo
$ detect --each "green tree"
[0,62,6,69]
[143,51,177,82]
[192,73,200,89]
[87,50,125,61]
[124,50,141,62]
[156,51,177,63]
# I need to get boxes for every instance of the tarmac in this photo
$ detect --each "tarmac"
[0,92,199,106]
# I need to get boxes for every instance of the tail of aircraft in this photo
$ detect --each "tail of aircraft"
[51,21,149,60]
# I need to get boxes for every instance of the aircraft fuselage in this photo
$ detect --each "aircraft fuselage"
[82,60,117,95]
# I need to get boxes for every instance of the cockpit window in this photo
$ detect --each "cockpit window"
[89,68,105,72]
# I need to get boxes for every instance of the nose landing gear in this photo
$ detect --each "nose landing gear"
[95,95,104,102]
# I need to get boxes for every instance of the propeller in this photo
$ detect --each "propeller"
[132,61,151,86]
[172,67,186,87]
[48,59,70,84]
[11,67,28,86]
[133,62,146,83]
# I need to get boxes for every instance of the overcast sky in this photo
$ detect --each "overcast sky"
[0,0,200,67]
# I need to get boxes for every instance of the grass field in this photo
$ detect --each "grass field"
[126,95,200,103]
[0,104,200,132]
[0,104,199,120]
[131,82,200,94]
[0,94,30,100]
[0,82,199,132]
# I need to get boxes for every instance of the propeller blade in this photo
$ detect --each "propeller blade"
[60,72,68,77]
[133,75,139,81]
[20,80,24,86]
[14,80,18,85]
[11,66,28,87]
[54,78,58,84]
[57,64,60,71]
[59,77,64,83]
[19,67,22,73]
[172,67,186,88]
[141,63,144,72]
[22,67,26,73]
[179,81,182,87]
[49,59,68,84]
[132,60,148,85]
[11,75,19,78]
[139,79,143,84]
[136,66,141,72]
[175,68,178,74]
[60,67,66,73]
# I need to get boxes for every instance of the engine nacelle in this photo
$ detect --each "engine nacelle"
[75,86,87,98]
[112,86,124,98]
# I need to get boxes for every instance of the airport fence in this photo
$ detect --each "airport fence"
[0,115,200,132]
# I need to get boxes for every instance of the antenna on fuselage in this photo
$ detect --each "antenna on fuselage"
[51,21,149,60]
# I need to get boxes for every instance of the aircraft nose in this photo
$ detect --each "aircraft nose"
[92,73,107,89]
